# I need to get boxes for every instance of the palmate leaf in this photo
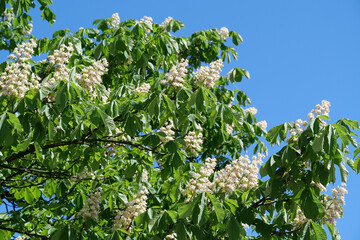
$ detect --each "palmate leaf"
[311,222,327,240]
[207,193,225,223]
[266,122,293,146]
[300,189,324,220]
[227,215,246,240]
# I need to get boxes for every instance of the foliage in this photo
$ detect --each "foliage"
[0,4,359,240]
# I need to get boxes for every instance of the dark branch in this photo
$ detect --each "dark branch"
[0,225,49,239]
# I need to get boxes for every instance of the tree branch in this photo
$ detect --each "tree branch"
[0,225,49,239]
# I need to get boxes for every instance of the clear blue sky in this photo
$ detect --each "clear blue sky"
[8,0,360,238]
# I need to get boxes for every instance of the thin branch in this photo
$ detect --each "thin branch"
[0,225,49,239]
[271,226,303,236]
[5,137,164,164]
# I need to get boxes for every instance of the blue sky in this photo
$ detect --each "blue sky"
[5,0,360,238]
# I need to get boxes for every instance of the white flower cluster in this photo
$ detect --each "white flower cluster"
[140,16,153,32]
[182,154,264,201]
[111,13,120,28]
[288,119,309,142]
[5,11,13,21]
[256,120,267,131]
[161,59,189,88]
[244,107,258,115]
[0,39,40,98]
[307,100,331,121]
[75,58,108,99]
[161,16,173,28]
[323,183,348,225]
[164,233,177,240]
[23,23,33,35]
[78,187,103,221]
[15,235,27,240]
[214,153,264,194]
[225,123,234,135]
[160,119,175,142]
[184,129,203,156]
[287,100,330,143]
[76,166,95,180]
[292,183,348,226]
[134,83,150,93]
[43,43,74,87]
[182,158,217,202]
[194,59,223,89]
[140,16,153,25]
[220,27,229,39]
[291,208,307,226]
[113,186,149,231]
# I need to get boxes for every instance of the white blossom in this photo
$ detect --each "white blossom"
[182,154,264,201]
[244,107,258,115]
[0,39,40,98]
[160,119,175,142]
[308,100,331,121]
[323,183,348,225]
[226,123,234,135]
[214,153,264,194]
[256,120,267,130]
[161,59,189,88]
[287,100,330,142]
[292,183,348,226]
[110,13,120,28]
[23,23,33,35]
[194,59,223,89]
[220,27,229,39]
[140,16,153,25]
[113,186,149,230]
[134,83,150,93]
[184,129,203,156]
[182,158,217,202]
[78,187,104,221]
[45,43,74,86]
[140,16,153,32]
[75,58,108,99]
[161,16,173,28]
[164,232,177,240]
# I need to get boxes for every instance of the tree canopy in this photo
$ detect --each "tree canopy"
[0,1,359,239]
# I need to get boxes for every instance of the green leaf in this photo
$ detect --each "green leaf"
[34,142,43,161]
[98,108,115,133]
[207,193,225,222]
[230,31,243,45]
[16,132,32,151]
[354,155,360,173]
[178,197,196,219]
[7,112,23,133]
[50,225,76,240]
[192,193,209,226]
[326,222,341,240]
[224,198,238,215]
[227,215,245,240]
[312,131,325,152]
[301,189,324,220]
[195,88,206,112]
[299,221,311,240]
[228,68,244,83]
[175,222,187,240]
[311,221,327,240]
[266,123,290,146]
[333,124,350,149]
[23,188,34,203]
[338,162,348,182]
[164,141,177,153]
[163,94,175,113]
[110,231,122,240]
